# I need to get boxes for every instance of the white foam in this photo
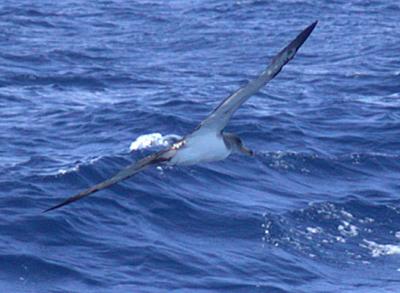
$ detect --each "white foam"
[129,133,182,152]
[57,156,102,175]
[362,240,400,257]
[338,221,359,237]
[340,210,354,219]
[336,236,346,243]
[306,227,322,234]
[57,165,79,175]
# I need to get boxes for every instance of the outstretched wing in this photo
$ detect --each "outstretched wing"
[43,150,171,212]
[193,21,317,135]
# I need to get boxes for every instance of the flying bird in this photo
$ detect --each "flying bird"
[44,21,317,212]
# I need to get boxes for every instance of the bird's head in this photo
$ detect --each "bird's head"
[223,133,254,156]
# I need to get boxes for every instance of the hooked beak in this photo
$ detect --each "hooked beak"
[240,145,254,156]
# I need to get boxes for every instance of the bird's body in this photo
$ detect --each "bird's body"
[44,21,318,213]
[169,132,230,165]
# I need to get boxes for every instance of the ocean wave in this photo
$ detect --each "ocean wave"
[262,199,400,266]
[1,1,400,291]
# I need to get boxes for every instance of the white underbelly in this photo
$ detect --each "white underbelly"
[169,133,230,165]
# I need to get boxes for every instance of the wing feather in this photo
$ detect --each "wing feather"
[193,21,317,134]
[43,150,170,212]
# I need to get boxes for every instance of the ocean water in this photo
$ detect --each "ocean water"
[1,0,400,292]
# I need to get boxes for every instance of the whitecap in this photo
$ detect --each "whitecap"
[57,165,79,175]
[362,240,400,257]
[129,133,182,152]
[306,227,322,234]
[57,156,102,176]
[338,221,359,237]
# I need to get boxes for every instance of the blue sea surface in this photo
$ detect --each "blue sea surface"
[1,1,400,292]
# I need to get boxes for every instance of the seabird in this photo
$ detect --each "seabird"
[44,21,317,212]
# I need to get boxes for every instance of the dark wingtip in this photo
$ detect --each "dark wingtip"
[308,20,318,36]
[42,207,55,213]
[292,20,318,50]
[269,20,318,77]
[42,200,69,213]
[42,191,88,213]
[311,20,318,29]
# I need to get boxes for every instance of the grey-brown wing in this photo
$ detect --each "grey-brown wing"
[193,21,317,134]
[43,150,171,212]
